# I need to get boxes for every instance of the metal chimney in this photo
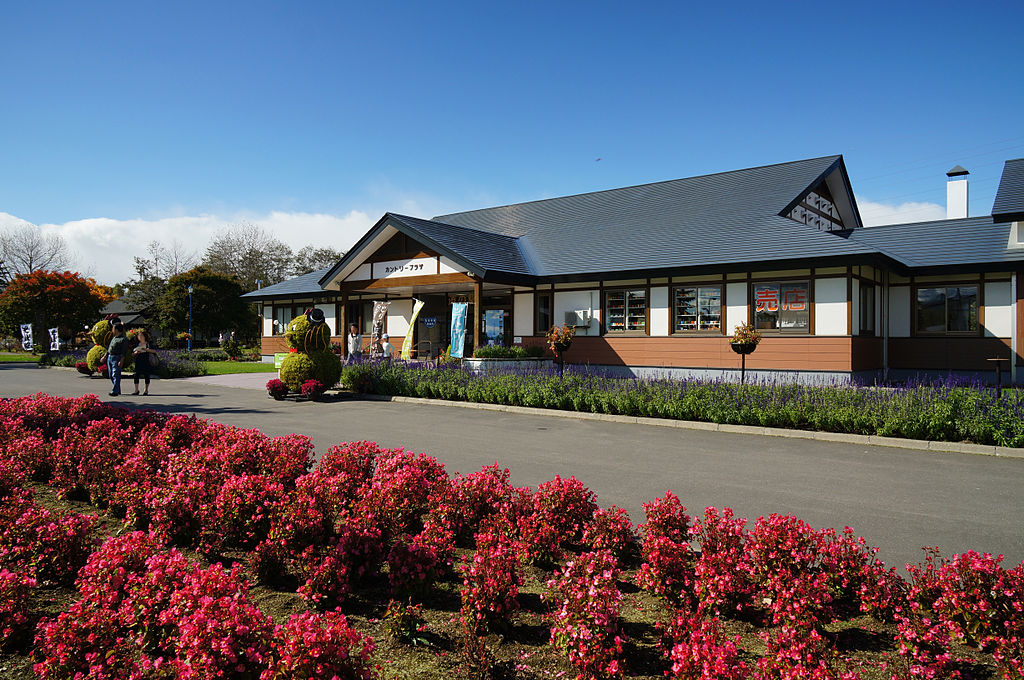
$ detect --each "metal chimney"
[946,165,969,219]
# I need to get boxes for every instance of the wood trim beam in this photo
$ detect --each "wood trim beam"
[340,272,475,292]
[473,279,482,350]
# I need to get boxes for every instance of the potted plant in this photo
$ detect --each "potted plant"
[266,378,289,400]
[546,323,576,377]
[729,322,761,383]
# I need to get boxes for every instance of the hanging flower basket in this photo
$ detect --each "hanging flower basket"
[730,342,757,356]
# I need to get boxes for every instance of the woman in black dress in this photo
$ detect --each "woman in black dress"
[131,330,157,395]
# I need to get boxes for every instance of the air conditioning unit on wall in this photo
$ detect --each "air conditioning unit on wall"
[565,310,591,327]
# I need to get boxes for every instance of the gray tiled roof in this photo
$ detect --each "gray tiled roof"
[992,158,1024,222]
[432,155,877,276]
[849,217,1024,270]
[240,267,332,299]
[388,214,533,276]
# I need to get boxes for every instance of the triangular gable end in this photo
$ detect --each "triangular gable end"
[780,157,864,232]
[318,215,479,291]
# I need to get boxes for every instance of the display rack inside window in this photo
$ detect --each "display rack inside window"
[674,286,722,331]
[606,290,647,332]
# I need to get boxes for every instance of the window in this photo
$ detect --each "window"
[673,286,722,331]
[273,304,306,335]
[859,284,875,335]
[915,286,978,334]
[605,289,647,332]
[536,292,553,334]
[753,281,809,332]
[343,301,376,335]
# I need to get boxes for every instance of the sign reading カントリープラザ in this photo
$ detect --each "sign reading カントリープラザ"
[369,257,461,280]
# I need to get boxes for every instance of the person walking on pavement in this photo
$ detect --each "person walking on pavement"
[131,329,157,395]
[105,323,128,396]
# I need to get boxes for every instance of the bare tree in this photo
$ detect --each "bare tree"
[0,224,73,274]
[202,221,293,292]
[291,245,344,276]
[135,239,198,280]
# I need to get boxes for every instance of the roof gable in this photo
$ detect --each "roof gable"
[993,158,1024,222]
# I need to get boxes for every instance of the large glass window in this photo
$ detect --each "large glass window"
[916,286,978,334]
[274,305,305,335]
[753,282,809,332]
[536,292,552,334]
[605,289,647,332]
[673,286,722,331]
[859,284,875,335]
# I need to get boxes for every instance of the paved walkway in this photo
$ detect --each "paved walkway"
[3,364,1023,570]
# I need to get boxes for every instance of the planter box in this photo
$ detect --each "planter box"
[463,357,554,375]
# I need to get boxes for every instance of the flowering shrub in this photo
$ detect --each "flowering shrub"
[371,448,449,538]
[0,503,97,585]
[533,474,598,545]
[266,378,289,399]
[582,505,637,560]
[74,361,93,375]
[460,518,521,633]
[202,474,287,553]
[382,598,429,646]
[689,507,754,615]
[264,609,375,679]
[660,609,747,680]
[0,568,36,648]
[51,417,134,504]
[300,378,326,398]
[387,533,442,596]
[545,549,626,679]
[430,463,513,542]
[755,622,858,680]
[637,492,694,600]
[298,517,383,608]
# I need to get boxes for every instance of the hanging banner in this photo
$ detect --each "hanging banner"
[401,298,425,360]
[20,324,33,351]
[48,328,60,352]
[450,302,468,359]
[369,301,390,357]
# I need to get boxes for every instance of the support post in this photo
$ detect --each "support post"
[473,279,482,352]
[339,292,348,357]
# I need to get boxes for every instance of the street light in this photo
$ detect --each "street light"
[187,285,194,352]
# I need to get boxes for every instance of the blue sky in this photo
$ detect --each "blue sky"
[2,1,1023,283]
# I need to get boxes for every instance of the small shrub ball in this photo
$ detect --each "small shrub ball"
[309,350,341,389]
[279,353,316,391]
[86,345,106,371]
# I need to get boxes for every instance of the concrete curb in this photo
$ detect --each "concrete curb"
[354,394,1024,460]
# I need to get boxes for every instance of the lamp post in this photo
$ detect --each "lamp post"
[187,285,194,352]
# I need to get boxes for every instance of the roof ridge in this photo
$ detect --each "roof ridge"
[432,155,842,221]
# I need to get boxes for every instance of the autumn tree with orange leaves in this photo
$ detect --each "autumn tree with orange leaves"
[0,270,114,349]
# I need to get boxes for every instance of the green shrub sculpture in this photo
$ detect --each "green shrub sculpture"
[86,345,106,371]
[285,314,331,353]
[277,311,341,392]
[90,320,113,347]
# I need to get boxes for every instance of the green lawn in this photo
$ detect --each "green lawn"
[0,352,36,362]
[202,361,278,375]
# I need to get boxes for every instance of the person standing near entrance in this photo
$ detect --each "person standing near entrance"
[346,323,363,363]
[105,323,128,396]
[378,333,395,358]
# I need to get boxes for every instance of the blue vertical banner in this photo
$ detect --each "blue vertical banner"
[449,302,468,358]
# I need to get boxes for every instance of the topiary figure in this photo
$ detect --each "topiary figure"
[90,320,113,348]
[276,309,341,393]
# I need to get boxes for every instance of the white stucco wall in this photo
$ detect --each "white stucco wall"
[554,290,599,336]
[513,293,534,337]
[889,286,910,337]
[649,286,669,336]
[387,299,413,340]
[814,278,847,335]
[314,304,335,335]
[725,282,747,334]
[984,281,1012,337]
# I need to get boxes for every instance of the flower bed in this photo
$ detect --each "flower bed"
[340,361,1024,447]
[0,393,1019,679]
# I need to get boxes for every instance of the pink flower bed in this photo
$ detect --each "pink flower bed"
[1,393,1022,679]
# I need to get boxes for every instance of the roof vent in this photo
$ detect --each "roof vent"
[946,165,969,219]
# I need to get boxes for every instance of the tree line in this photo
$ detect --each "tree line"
[0,221,344,347]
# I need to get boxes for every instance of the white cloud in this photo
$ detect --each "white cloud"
[857,199,946,226]
[0,209,376,285]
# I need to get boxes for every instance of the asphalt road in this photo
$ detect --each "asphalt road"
[3,363,1023,571]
